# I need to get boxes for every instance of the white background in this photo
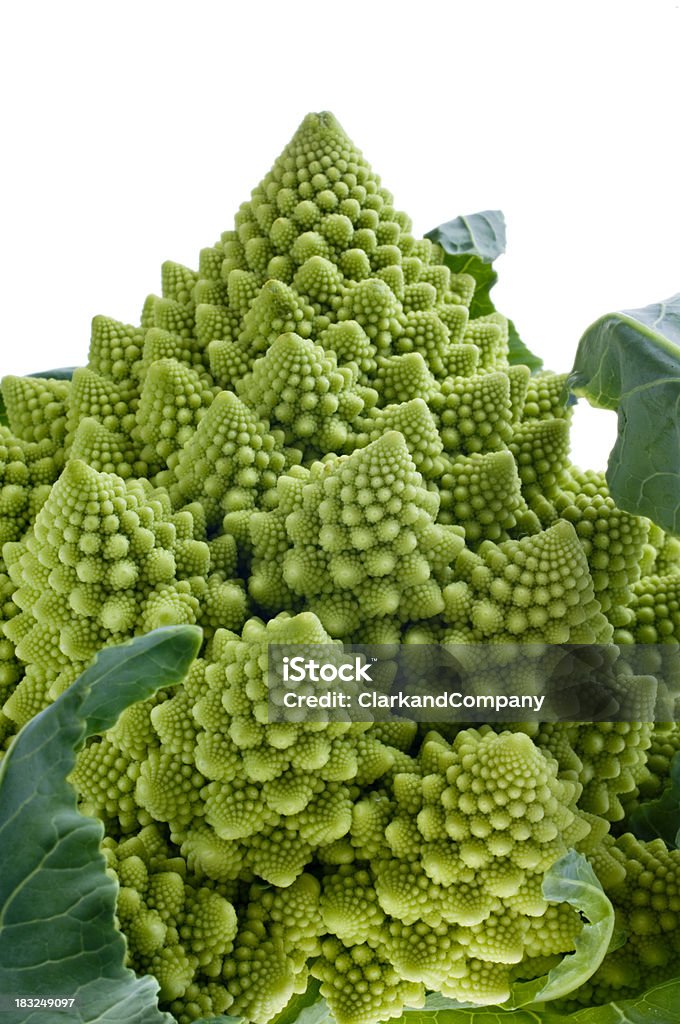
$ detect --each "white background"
[1,0,679,471]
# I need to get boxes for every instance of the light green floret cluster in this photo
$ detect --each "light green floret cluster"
[312,728,591,1014]
[102,824,239,1023]
[555,832,680,1011]
[277,431,463,636]
[134,613,399,889]
[3,110,680,1021]
[0,374,66,549]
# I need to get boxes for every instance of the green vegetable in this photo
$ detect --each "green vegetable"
[567,294,680,534]
[403,975,680,1022]
[0,365,74,427]
[521,850,614,1003]
[0,626,201,1024]
[627,749,680,849]
[425,210,543,372]
[1,109,680,1024]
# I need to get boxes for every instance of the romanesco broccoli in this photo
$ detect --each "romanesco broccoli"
[2,109,680,1024]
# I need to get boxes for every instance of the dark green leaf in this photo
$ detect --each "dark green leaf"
[426,211,504,324]
[418,993,485,1012]
[622,299,680,344]
[551,976,680,1022]
[270,981,332,1024]
[420,994,481,1011]
[0,626,202,1024]
[567,293,680,533]
[425,210,507,263]
[78,628,201,734]
[627,750,680,849]
[402,1007,551,1023]
[507,319,544,374]
[462,259,499,322]
[27,366,77,380]
[426,210,543,372]
[400,976,680,1023]
[193,1018,245,1024]
[402,996,566,1023]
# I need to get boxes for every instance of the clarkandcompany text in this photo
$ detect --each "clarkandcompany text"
[282,691,546,712]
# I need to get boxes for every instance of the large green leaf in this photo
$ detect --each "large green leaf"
[404,1003,553,1023]
[425,211,543,372]
[393,975,680,1022]
[0,626,202,1024]
[556,977,680,1022]
[567,294,680,533]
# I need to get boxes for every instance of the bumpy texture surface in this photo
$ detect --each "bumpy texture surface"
[2,111,680,1023]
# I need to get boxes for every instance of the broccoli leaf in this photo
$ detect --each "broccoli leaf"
[528,849,615,1002]
[194,1018,245,1024]
[567,294,680,533]
[425,210,543,372]
[556,977,680,1021]
[397,976,680,1022]
[626,749,680,849]
[407,999,553,1022]
[506,320,543,374]
[0,625,202,1024]
[28,365,77,379]
[425,210,507,263]
[403,978,680,1023]
[270,981,332,1024]
[426,211,504,324]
